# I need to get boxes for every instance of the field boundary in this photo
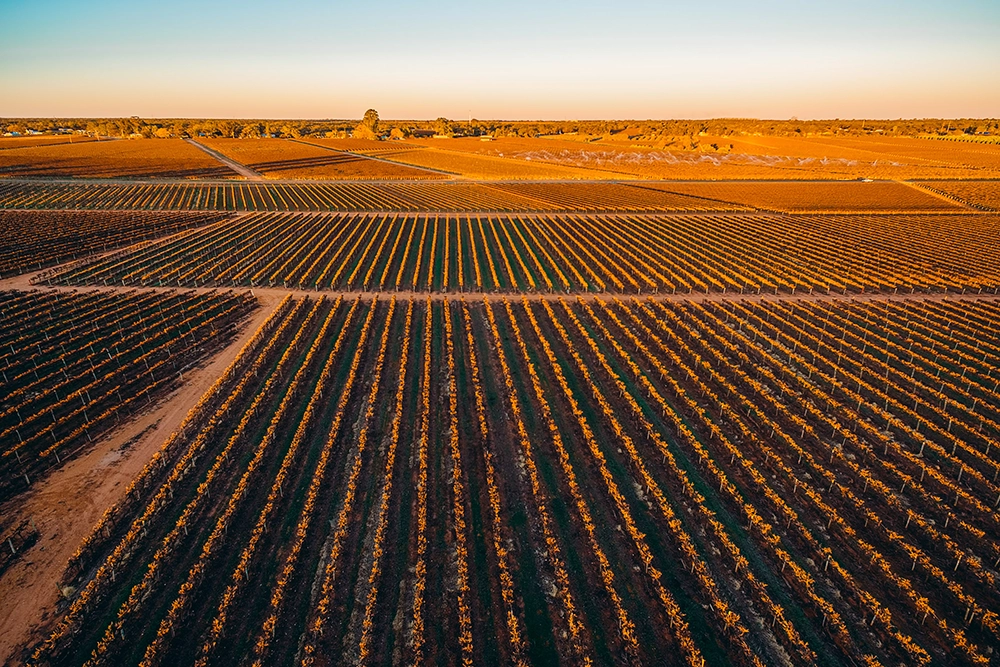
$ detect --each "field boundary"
[3,274,998,305]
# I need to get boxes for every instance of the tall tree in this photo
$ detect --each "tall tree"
[354,109,381,140]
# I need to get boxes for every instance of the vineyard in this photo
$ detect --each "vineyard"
[1,170,1000,667]
[0,210,233,278]
[0,179,748,212]
[42,211,1000,294]
[640,180,963,213]
[0,179,969,214]
[0,289,256,503]
[918,180,1000,212]
[17,295,1000,666]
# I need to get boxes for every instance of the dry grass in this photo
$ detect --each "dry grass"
[199,138,444,180]
[0,139,239,179]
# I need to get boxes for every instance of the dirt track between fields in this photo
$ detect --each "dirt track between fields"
[185,138,264,180]
[0,293,282,666]
[1,266,998,306]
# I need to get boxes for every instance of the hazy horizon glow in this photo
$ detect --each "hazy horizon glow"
[2,0,998,120]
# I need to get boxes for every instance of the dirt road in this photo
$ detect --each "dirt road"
[0,293,282,665]
[184,138,264,181]
[2,266,998,307]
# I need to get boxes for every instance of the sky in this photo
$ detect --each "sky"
[1,0,998,120]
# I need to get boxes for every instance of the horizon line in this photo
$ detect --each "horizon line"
[3,116,998,123]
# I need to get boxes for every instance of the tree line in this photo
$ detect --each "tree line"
[3,116,997,142]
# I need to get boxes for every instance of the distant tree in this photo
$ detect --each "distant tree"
[240,123,263,138]
[353,109,381,140]
[434,117,452,136]
[196,121,218,137]
[217,121,240,138]
[388,126,410,140]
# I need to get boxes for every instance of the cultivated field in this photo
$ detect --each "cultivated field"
[0,289,256,503]
[483,134,1000,180]
[2,136,1000,667]
[0,136,97,150]
[372,146,628,180]
[3,134,999,182]
[0,139,240,179]
[0,180,748,212]
[918,180,1000,211]
[20,295,1000,667]
[196,139,444,180]
[43,211,1000,294]
[0,210,233,278]
[640,180,964,213]
[301,137,426,154]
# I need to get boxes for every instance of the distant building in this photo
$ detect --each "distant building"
[411,129,435,138]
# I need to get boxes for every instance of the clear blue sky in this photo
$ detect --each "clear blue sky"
[1,0,997,119]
